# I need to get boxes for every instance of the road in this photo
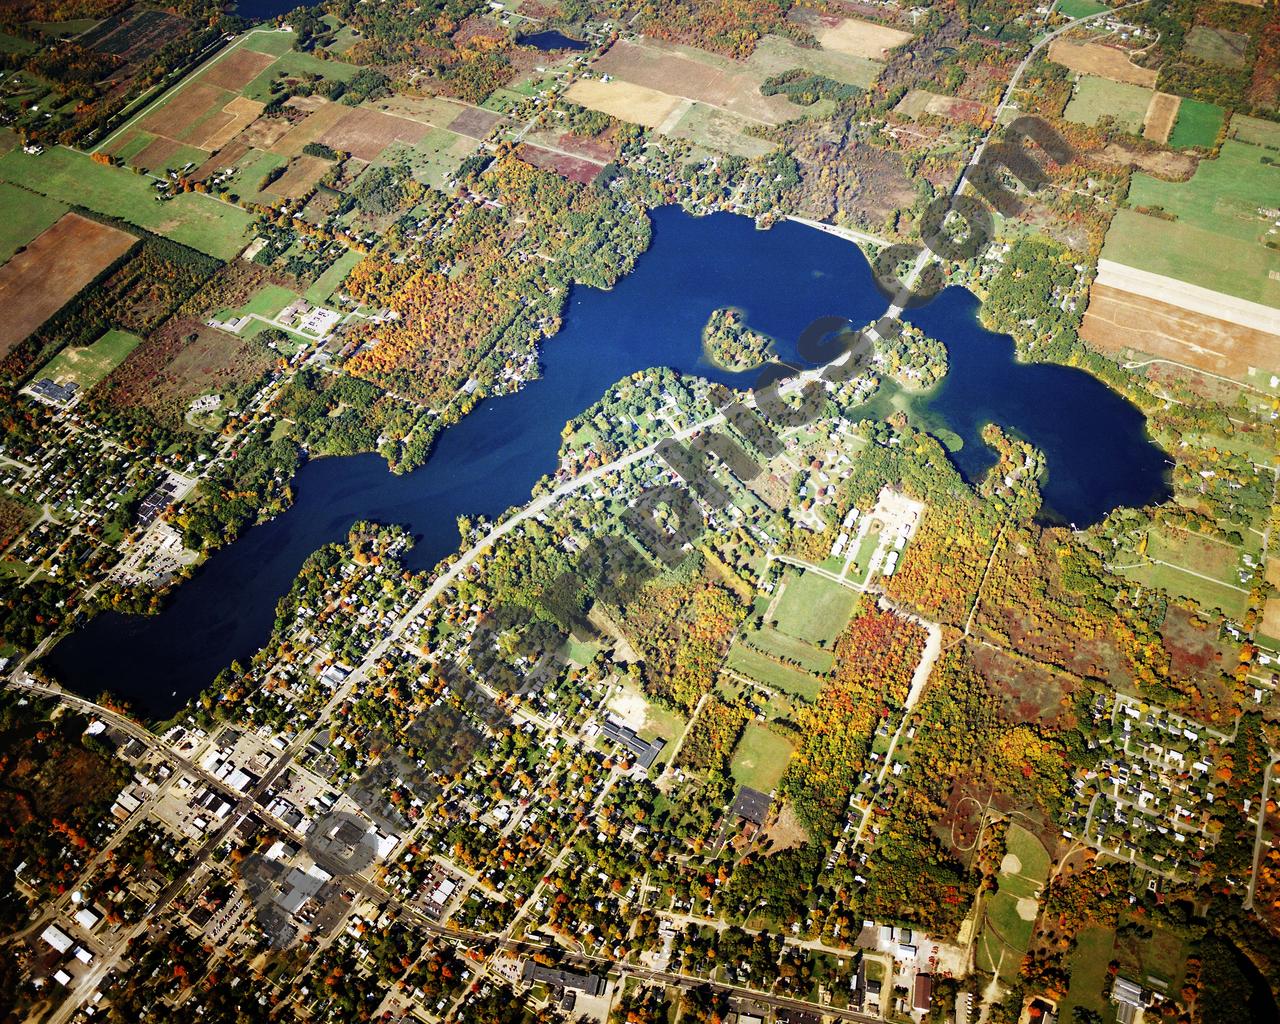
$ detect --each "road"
[1245,758,1279,910]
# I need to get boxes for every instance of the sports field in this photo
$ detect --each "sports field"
[0,147,253,259]
[773,569,857,646]
[730,723,793,793]
[0,182,66,262]
[1168,98,1224,148]
[977,825,1049,982]
[35,330,142,391]
[1063,75,1152,133]
[1057,926,1116,1020]
[1104,142,1280,306]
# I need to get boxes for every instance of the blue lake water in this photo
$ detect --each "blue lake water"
[43,207,1170,715]
[518,30,589,51]
[235,0,319,21]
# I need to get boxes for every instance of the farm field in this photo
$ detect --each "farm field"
[565,78,683,129]
[746,33,882,88]
[1049,39,1157,87]
[1063,74,1152,132]
[34,329,142,392]
[0,183,66,262]
[787,11,912,61]
[1105,141,1280,306]
[669,104,772,159]
[730,723,793,793]
[0,213,136,358]
[1142,92,1179,143]
[0,147,254,259]
[724,643,823,701]
[1232,114,1280,146]
[772,568,857,646]
[1168,98,1224,148]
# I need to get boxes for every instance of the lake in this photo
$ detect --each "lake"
[518,30,589,51]
[42,207,1170,716]
[234,0,319,21]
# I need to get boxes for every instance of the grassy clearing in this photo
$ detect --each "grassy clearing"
[35,330,142,391]
[1232,114,1280,148]
[0,182,66,262]
[1168,98,1224,148]
[0,147,253,259]
[243,29,301,57]
[305,248,362,304]
[747,33,881,88]
[773,569,857,646]
[1117,559,1248,618]
[730,723,793,793]
[725,642,823,701]
[1063,74,1152,133]
[1058,925,1117,1020]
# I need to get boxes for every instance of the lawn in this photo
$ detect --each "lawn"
[0,147,253,259]
[730,722,793,793]
[0,182,66,262]
[1168,98,1224,148]
[305,248,362,304]
[1056,0,1109,16]
[725,642,824,701]
[1063,75,1152,133]
[243,28,302,57]
[772,568,858,646]
[35,330,142,392]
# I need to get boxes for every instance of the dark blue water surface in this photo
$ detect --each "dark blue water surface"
[518,30,589,51]
[236,0,319,22]
[43,208,1169,715]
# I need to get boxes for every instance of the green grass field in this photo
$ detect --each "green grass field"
[1168,98,1224,148]
[1117,559,1248,618]
[0,147,253,259]
[229,283,298,319]
[243,51,365,103]
[730,723,793,793]
[1057,0,1109,15]
[34,330,142,392]
[242,29,299,57]
[1105,138,1280,305]
[737,623,834,674]
[772,569,857,646]
[305,249,363,305]
[1232,114,1280,148]
[1063,75,1152,133]
[227,148,288,201]
[0,182,66,262]
[0,33,36,54]
[1058,926,1117,1021]
[747,33,882,89]
[1006,824,1051,883]
[725,643,823,701]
